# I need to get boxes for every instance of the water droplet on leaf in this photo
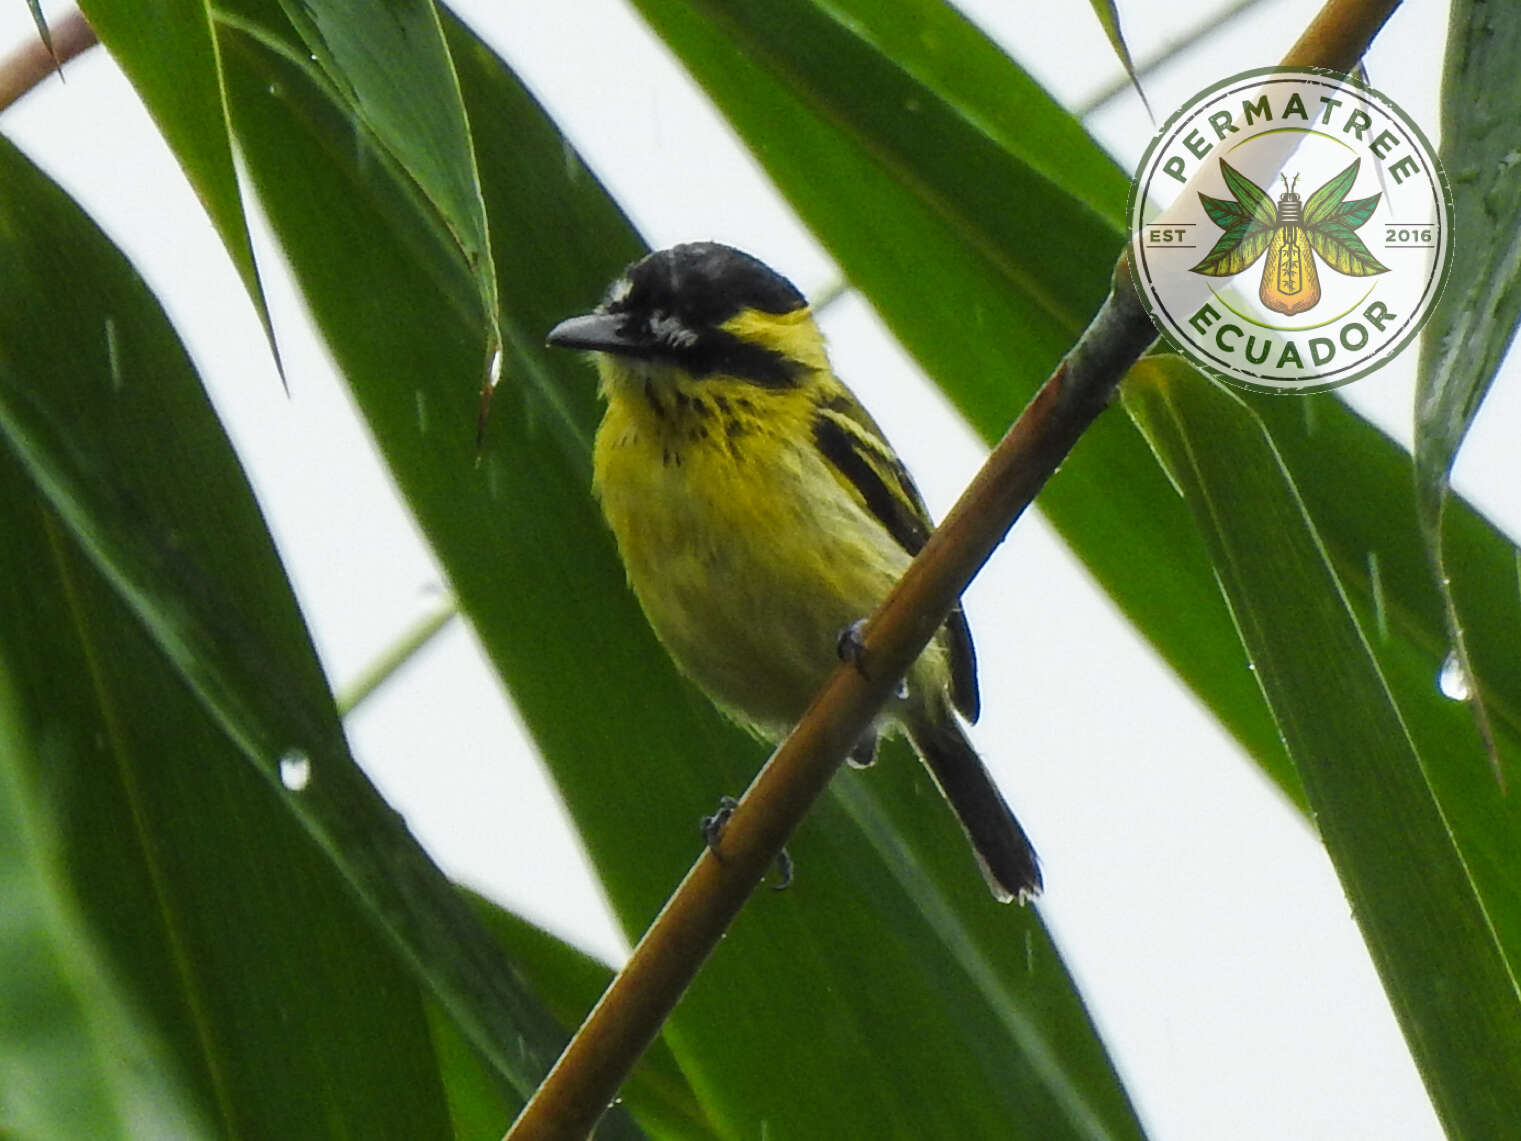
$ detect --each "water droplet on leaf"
[1437,652,1471,701]
[279,749,312,790]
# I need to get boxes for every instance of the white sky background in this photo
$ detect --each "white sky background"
[4,1,1515,1138]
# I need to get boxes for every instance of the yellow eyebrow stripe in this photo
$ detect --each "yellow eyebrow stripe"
[720,306,828,372]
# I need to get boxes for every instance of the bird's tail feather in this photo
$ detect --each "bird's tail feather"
[905,713,1041,903]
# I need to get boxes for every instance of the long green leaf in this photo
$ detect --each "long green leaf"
[1085,0,1150,116]
[1415,0,1521,501]
[270,0,502,372]
[20,0,54,61]
[0,129,599,1126]
[425,892,721,1141]
[1249,392,1521,978]
[217,6,1149,1136]
[462,893,719,1141]
[1412,0,1521,789]
[0,648,213,1140]
[76,0,280,372]
[1124,356,1521,1141]
[0,148,459,1135]
[0,453,451,1139]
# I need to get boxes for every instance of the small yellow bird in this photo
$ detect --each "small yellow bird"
[548,243,1040,902]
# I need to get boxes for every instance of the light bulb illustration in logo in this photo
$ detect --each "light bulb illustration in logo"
[1190,158,1389,316]
[1259,175,1318,314]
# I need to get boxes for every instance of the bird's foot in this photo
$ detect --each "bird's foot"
[835,619,870,676]
[836,620,908,699]
[699,795,793,891]
[699,795,739,853]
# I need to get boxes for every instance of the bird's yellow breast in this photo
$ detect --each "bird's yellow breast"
[592,367,927,733]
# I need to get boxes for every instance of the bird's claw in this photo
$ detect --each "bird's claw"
[769,847,794,892]
[836,621,908,699]
[836,619,870,676]
[699,794,794,891]
[700,795,739,853]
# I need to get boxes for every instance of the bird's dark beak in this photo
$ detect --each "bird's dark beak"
[546,312,640,355]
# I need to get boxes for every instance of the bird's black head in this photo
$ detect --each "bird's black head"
[547,243,816,387]
[609,243,806,328]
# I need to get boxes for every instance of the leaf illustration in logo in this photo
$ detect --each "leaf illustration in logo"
[1308,221,1390,276]
[1334,193,1381,230]
[1303,159,1362,225]
[1220,160,1278,226]
[1198,192,1248,229]
[1190,157,1388,310]
[1190,161,1276,276]
[1192,215,1274,276]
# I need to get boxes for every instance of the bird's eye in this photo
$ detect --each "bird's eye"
[648,312,700,350]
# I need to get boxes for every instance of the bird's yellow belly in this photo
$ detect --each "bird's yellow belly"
[594,417,915,734]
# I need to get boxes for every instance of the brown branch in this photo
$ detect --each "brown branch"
[1281,0,1399,72]
[505,1,1403,1137]
[0,10,97,116]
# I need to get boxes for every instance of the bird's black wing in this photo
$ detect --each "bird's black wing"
[811,391,980,722]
